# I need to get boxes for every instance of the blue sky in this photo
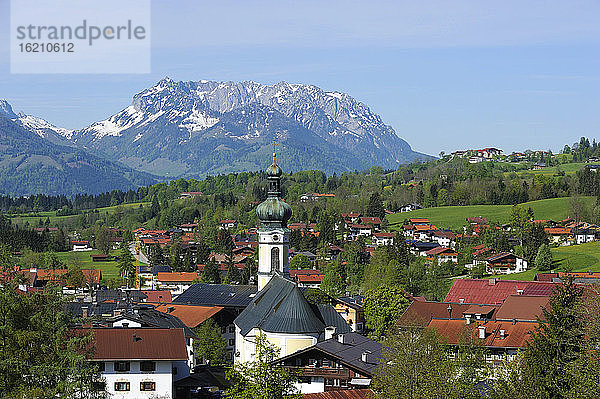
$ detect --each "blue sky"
[1,0,599,155]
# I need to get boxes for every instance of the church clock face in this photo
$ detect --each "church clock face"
[272,234,280,242]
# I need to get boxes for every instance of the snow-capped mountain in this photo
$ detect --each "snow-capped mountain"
[0,99,156,196]
[69,78,430,176]
[0,99,74,146]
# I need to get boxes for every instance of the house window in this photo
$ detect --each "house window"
[300,376,311,384]
[228,326,235,333]
[221,327,226,334]
[341,379,349,387]
[271,247,280,272]
[114,382,130,391]
[140,361,156,372]
[229,339,235,346]
[114,361,130,372]
[140,381,156,391]
[325,379,333,386]
[94,362,105,372]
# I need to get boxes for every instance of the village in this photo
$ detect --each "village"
[5,151,600,399]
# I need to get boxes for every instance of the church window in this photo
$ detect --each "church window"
[271,247,280,272]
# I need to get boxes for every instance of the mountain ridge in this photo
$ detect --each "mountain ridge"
[67,78,431,177]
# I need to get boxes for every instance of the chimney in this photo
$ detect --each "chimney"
[499,329,505,339]
[337,334,345,344]
[489,278,496,286]
[478,326,486,339]
[81,306,88,319]
[325,326,336,340]
[361,351,370,363]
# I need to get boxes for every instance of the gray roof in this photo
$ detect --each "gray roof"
[278,332,382,376]
[173,283,257,308]
[109,308,198,339]
[235,276,347,336]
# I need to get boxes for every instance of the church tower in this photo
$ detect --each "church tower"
[255,152,292,291]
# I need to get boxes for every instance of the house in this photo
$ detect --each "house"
[573,228,596,244]
[303,390,374,399]
[72,240,90,251]
[334,295,365,333]
[179,191,202,199]
[179,223,198,233]
[408,218,430,225]
[399,203,422,213]
[89,328,189,398]
[341,213,362,224]
[108,307,197,366]
[445,278,558,305]
[544,227,572,245]
[397,301,495,328]
[469,156,485,164]
[427,318,538,363]
[486,252,528,274]
[300,193,336,202]
[466,217,487,225]
[156,272,199,296]
[346,224,372,240]
[219,220,237,230]
[409,241,440,256]
[277,332,381,393]
[372,232,395,247]
[430,230,456,248]
[477,148,503,159]
[359,217,381,231]
[290,269,325,289]
[425,247,458,264]
[532,162,546,170]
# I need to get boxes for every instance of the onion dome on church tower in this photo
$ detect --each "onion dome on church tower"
[256,152,292,228]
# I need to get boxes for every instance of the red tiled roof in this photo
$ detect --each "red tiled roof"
[141,290,172,303]
[360,217,381,224]
[154,304,223,328]
[397,301,486,328]
[296,274,325,283]
[445,279,559,305]
[425,247,457,256]
[157,272,199,283]
[428,319,537,349]
[303,390,374,399]
[91,328,188,360]
[415,224,437,231]
[495,295,550,321]
[544,227,571,235]
[409,218,430,224]
[289,269,322,277]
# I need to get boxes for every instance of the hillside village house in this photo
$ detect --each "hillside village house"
[156,272,199,295]
[90,328,189,399]
[219,219,237,230]
[372,232,394,246]
[425,246,459,264]
[334,295,366,333]
[277,332,381,393]
[72,240,90,251]
[486,252,528,275]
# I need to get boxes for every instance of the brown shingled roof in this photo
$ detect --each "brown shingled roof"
[303,389,374,399]
[495,295,550,321]
[154,304,223,328]
[91,328,188,360]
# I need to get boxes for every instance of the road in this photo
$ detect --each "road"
[129,242,149,265]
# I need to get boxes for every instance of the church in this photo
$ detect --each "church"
[234,153,350,363]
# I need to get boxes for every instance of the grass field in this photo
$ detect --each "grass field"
[7,202,150,226]
[511,162,587,177]
[387,196,595,231]
[54,250,122,280]
[486,241,600,281]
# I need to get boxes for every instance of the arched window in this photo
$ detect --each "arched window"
[271,247,280,272]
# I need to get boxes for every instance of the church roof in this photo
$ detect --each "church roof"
[235,275,348,336]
